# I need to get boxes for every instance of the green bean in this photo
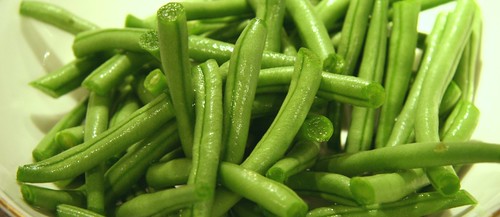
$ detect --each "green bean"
[82,52,152,95]
[84,91,112,214]
[349,169,429,205]
[17,93,175,183]
[109,94,141,128]
[143,68,168,96]
[230,199,266,217]
[157,3,195,157]
[211,48,322,216]
[73,28,149,58]
[55,125,84,150]
[285,171,352,200]
[441,100,480,142]
[286,0,338,71]
[296,114,334,143]
[453,10,482,102]
[315,0,350,32]
[146,158,191,189]
[20,184,86,213]
[57,204,105,217]
[158,147,184,163]
[439,81,462,116]
[337,0,374,76]
[176,0,252,20]
[104,120,179,203]
[134,74,157,104]
[296,190,358,206]
[115,185,203,217]
[30,56,103,98]
[32,98,87,161]
[385,12,448,147]
[375,0,420,148]
[186,60,223,216]
[306,190,476,217]
[219,162,308,217]
[222,18,267,164]
[251,93,286,118]
[389,0,455,17]
[259,0,286,52]
[314,141,500,176]
[346,0,388,153]
[280,29,298,56]
[19,1,98,35]
[255,67,385,108]
[266,141,320,182]
[414,0,476,195]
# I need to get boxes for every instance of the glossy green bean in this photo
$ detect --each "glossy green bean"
[439,81,462,116]
[109,94,141,128]
[259,0,286,52]
[104,120,179,203]
[385,12,448,147]
[157,3,195,157]
[219,162,308,217]
[143,68,168,96]
[315,0,350,32]
[30,56,103,98]
[187,60,223,216]
[375,0,420,148]
[314,141,500,176]
[441,100,480,142]
[266,140,320,182]
[82,52,151,95]
[20,184,86,212]
[115,185,202,217]
[57,204,105,217]
[17,93,175,183]
[337,0,374,75]
[146,158,191,189]
[19,1,98,35]
[73,28,149,58]
[345,0,388,153]
[84,91,112,214]
[32,98,87,161]
[55,125,84,150]
[176,0,252,20]
[222,18,267,164]
[349,169,429,205]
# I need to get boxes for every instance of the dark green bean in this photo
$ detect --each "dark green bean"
[32,98,87,161]
[222,18,267,164]
[17,93,175,183]
[314,141,500,176]
[19,1,98,35]
[157,3,195,157]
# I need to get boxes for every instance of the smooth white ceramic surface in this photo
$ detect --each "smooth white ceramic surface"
[0,1,499,216]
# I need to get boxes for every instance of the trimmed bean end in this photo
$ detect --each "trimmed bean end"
[157,3,185,22]
[350,177,375,205]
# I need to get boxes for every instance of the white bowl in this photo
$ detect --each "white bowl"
[0,1,499,216]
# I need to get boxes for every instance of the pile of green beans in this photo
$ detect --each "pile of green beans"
[17,0,499,216]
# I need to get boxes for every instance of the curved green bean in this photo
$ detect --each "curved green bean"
[57,204,105,217]
[285,171,353,200]
[17,93,175,183]
[19,1,98,35]
[20,184,86,212]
